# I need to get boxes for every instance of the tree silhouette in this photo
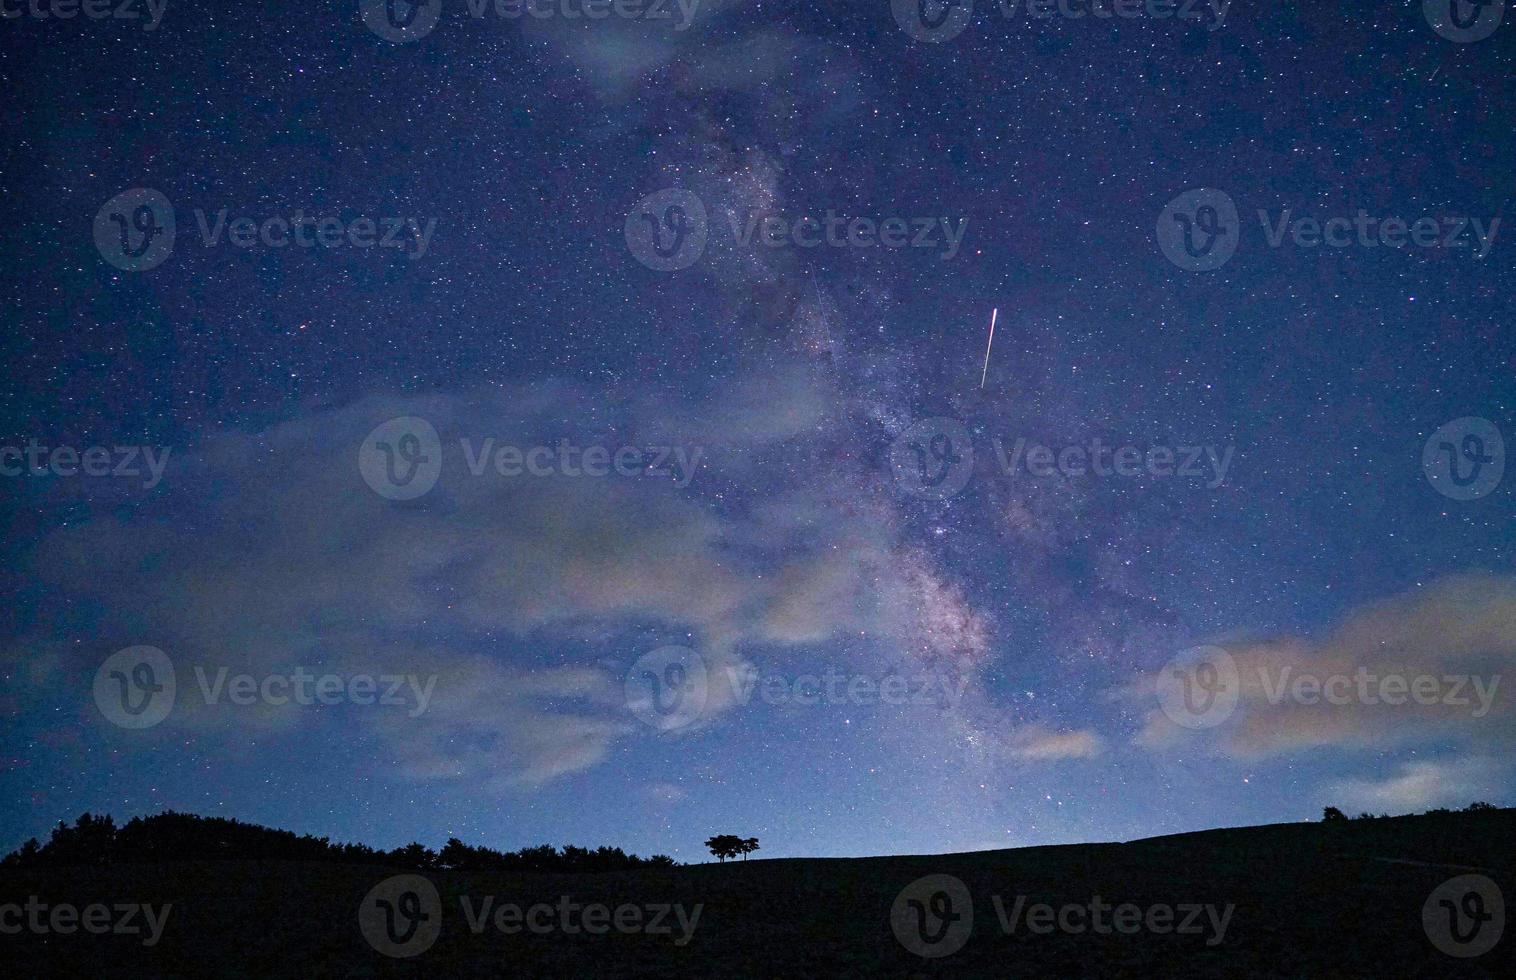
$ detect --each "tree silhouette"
[704,835,742,862]
[1321,806,1346,822]
[705,834,759,862]
[389,842,438,869]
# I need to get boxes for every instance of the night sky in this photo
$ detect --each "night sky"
[3,1,1514,863]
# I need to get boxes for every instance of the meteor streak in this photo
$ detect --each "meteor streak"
[979,307,997,389]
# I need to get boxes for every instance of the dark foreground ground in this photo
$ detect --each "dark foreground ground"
[3,809,1512,978]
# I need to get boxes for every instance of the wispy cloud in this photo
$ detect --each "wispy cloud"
[13,377,998,789]
[1321,757,1508,813]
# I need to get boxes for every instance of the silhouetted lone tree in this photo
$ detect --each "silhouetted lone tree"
[704,835,745,862]
[1322,806,1347,822]
[703,835,759,862]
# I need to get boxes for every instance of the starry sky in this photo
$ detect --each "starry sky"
[2,1,1515,862]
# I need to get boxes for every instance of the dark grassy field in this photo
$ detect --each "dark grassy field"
[3,809,1512,977]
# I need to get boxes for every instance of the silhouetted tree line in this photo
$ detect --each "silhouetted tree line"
[1322,801,1498,822]
[0,811,676,872]
[436,838,674,872]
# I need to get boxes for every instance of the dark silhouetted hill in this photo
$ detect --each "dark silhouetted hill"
[2,806,1511,977]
